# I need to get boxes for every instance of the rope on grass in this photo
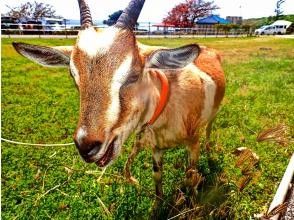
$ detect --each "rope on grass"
[1,137,75,147]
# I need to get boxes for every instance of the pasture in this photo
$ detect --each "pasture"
[2,36,294,219]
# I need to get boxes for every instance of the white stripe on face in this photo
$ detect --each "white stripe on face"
[77,27,119,57]
[76,126,87,145]
[106,55,133,127]
[70,59,80,85]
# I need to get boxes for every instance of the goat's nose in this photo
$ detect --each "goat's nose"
[73,137,103,163]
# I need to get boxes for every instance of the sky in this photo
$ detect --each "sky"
[1,0,294,22]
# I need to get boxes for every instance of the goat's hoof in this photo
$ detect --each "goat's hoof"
[185,169,203,188]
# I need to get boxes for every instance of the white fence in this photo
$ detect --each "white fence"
[1,22,253,38]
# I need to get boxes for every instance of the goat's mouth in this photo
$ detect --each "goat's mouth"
[95,137,117,167]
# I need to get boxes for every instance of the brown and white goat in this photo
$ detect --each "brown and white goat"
[13,0,225,200]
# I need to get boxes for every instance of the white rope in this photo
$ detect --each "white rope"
[1,138,75,147]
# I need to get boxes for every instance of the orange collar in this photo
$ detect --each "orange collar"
[147,70,169,126]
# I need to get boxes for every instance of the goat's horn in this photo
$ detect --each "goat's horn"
[78,0,93,28]
[115,0,145,30]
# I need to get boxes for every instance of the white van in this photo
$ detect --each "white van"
[270,20,292,35]
[255,20,292,35]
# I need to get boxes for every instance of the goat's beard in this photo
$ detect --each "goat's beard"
[103,112,142,166]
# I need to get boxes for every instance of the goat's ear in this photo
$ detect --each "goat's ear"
[12,42,72,67]
[145,44,200,69]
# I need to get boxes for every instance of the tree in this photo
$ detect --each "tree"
[216,24,231,37]
[241,24,252,36]
[275,0,285,20]
[163,0,219,27]
[214,23,222,36]
[103,10,139,28]
[103,10,123,26]
[230,24,240,35]
[4,1,59,21]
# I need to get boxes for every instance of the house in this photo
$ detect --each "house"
[195,15,230,34]
[196,14,230,25]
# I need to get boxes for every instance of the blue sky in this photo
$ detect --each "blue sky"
[1,0,294,22]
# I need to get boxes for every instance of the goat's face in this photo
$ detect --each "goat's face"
[12,0,149,167]
[13,27,147,167]
[13,0,200,167]
[71,27,147,166]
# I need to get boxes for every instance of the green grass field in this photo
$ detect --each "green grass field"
[2,36,294,219]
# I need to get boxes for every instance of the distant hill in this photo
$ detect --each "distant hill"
[243,14,294,27]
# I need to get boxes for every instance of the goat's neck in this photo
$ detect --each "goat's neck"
[138,70,163,129]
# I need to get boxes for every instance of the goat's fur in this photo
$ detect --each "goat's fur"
[12,0,225,204]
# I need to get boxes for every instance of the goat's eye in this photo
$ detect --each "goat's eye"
[126,74,139,85]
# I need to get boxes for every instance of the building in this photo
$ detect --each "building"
[226,16,243,25]
[195,14,230,35]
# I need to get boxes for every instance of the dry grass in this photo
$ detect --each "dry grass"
[262,202,288,219]
[233,147,260,191]
[257,124,290,146]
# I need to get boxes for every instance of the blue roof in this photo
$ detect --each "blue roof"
[196,15,230,24]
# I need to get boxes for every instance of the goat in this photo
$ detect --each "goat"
[13,0,225,202]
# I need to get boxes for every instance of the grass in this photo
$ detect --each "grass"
[1,36,294,219]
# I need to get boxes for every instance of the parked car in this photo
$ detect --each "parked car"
[255,20,292,35]
[21,20,43,30]
[254,25,270,35]
[19,18,67,34]
[41,18,66,31]
[20,18,66,30]
[1,16,20,30]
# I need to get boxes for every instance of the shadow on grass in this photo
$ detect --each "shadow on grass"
[150,152,235,220]
[150,143,263,220]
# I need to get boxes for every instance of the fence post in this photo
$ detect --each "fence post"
[65,19,68,39]
[148,22,151,39]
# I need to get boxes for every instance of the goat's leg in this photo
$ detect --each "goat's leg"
[152,148,164,204]
[124,143,141,184]
[205,115,216,151]
[185,139,202,188]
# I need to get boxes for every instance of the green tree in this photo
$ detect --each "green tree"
[219,24,231,37]
[242,24,252,36]
[230,24,240,35]
[103,10,139,28]
[103,10,123,26]
[214,23,223,36]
